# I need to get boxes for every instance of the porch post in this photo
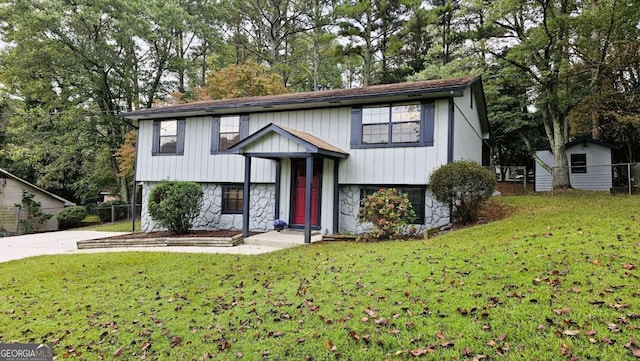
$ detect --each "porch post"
[333,158,339,234]
[274,159,281,221]
[242,156,252,238]
[304,156,313,244]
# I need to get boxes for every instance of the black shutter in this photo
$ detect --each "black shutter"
[350,107,362,148]
[176,119,186,155]
[210,116,220,153]
[239,114,250,139]
[421,102,435,146]
[152,120,160,155]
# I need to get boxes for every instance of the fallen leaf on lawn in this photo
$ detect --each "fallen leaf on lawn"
[325,340,334,350]
[497,333,508,342]
[113,347,123,357]
[611,303,631,310]
[436,332,446,340]
[487,340,496,347]
[141,342,151,351]
[348,330,360,341]
[375,318,389,326]
[236,351,243,358]
[623,263,635,270]
[585,330,596,336]
[364,309,378,318]
[554,308,572,315]
[632,348,640,358]
[563,330,580,336]
[170,336,182,348]
[473,355,487,361]
[593,259,601,266]
[461,347,473,356]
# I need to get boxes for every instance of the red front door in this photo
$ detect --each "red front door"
[292,159,322,226]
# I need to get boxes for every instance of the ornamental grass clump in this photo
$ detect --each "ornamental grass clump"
[147,181,203,234]
[430,160,496,225]
[358,188,415,241]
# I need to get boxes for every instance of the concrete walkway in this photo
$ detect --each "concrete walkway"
[0,230,320,264]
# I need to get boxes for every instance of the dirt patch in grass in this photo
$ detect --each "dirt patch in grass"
[104,229,262,240]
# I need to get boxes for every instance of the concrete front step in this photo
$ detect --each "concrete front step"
[77,234,244,249]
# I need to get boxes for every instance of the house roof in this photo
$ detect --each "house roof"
[565,137,620,150]
[228,123,349,159]
[121,75,485,121]
[0,167,75,206]
[536,137,620,152]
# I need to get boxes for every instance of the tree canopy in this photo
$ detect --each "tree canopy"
[1,0,638,197]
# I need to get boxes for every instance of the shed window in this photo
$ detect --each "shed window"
[222,185,243,214]
[152,119,185,156]
[351,102,434,149]
[571,153,587,173]
[360,186,425,224]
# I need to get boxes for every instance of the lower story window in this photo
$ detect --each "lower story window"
[360,186,425,224]
[222,185,243,214]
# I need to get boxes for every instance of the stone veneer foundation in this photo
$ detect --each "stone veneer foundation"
[339,185,450,234]
[141,182,275,232]
[141,182,448,234]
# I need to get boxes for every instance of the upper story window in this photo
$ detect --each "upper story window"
[351,101,434,149]
[152,119,185,156]
[571,153,587,173]
[159,120,177,153]
[211,115,249,153]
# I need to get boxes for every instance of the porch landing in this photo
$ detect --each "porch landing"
[243,229,323,248]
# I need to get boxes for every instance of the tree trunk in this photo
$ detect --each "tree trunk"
[551,115,571,189]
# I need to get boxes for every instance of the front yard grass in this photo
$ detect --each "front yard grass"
[0,193,639,360]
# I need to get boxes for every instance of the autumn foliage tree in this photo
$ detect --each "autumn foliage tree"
[197,63,289,100]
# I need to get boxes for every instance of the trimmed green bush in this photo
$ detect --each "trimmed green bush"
[147,181,203,234]
[96,200,128,222]
[430,160,496,224]
[358,188,416,241]
[57,206,88,230]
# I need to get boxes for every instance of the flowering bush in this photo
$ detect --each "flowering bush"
[358,188,415,241]
[273,219,287,229]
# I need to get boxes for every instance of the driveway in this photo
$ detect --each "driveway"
[0,230,310,263]
[0,231,128,263]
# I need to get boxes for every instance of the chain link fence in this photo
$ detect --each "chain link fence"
[1,203,142,237]
[491,165,533,195]
[538,162,640,195]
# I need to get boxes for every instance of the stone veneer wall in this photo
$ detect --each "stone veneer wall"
[339,185,450,234]
[141,182,275,232]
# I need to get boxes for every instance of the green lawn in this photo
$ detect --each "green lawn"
[77,220,140,232]
[1,193,639,360]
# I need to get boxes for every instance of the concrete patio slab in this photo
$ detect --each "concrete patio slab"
[243,230,323,248]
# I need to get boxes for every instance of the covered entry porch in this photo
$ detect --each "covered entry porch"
[229,123,349,244]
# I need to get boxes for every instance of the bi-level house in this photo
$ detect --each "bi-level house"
[123,75,490,243]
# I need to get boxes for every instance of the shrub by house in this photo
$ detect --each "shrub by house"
[430,160,495,224]
[147,181,203,234]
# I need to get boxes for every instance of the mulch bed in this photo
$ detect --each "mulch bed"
[104,230,262,240]
[104,200,513,241]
